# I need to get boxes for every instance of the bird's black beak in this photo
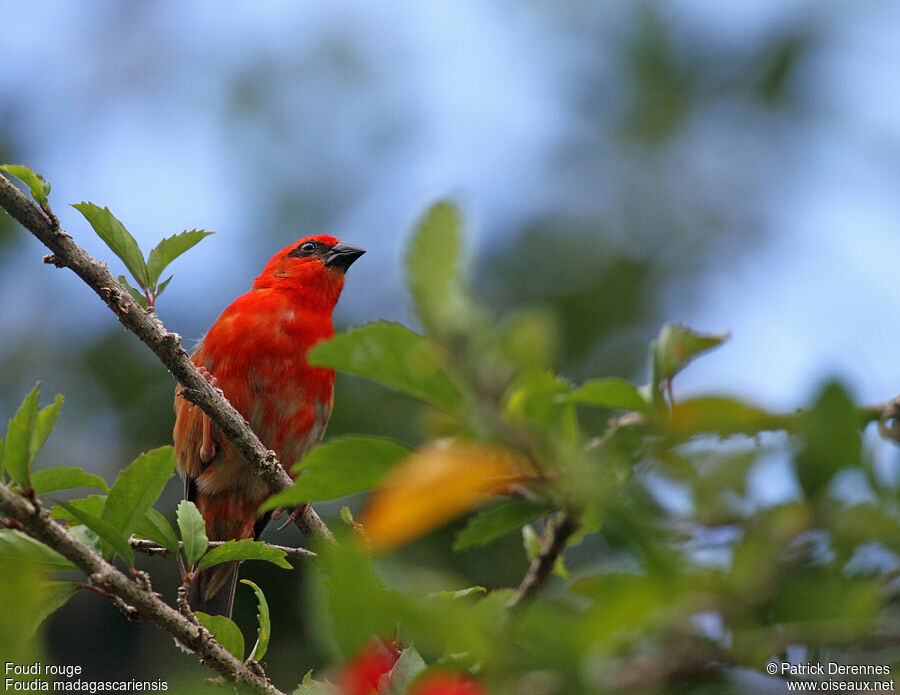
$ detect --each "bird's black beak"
[324,242,365,271]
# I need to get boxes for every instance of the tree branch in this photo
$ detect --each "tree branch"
[507,513,579,609]
[0,174,333,544]
[129,537,316,560]
[0,485,285,695]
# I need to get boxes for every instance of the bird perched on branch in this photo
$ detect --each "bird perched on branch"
[174,235,364,617]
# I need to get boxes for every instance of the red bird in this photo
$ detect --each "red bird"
[174,235,364,617]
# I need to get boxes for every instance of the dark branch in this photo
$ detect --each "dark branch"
[507,513,579,609]
[0,174,332,544]
[129,537,316,560]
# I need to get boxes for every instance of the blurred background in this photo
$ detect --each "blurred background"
[2,0,900,689]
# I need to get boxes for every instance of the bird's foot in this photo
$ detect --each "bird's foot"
[276,503,310,531]
[197,366,218,463]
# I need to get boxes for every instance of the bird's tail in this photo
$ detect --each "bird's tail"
[188,560,239,618]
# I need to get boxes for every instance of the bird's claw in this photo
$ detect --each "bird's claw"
[276,504,310,531]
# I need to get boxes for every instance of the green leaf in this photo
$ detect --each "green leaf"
[195,612,245,660]
[294,677,341,695]
[0,530,75,571]
[240,579,271,661]
[0,561,70,665]
[197,539,292,572]
[31,466,108,496]
[405,201,474,338]
[650,323,729,391]
[453,499,552,551]
[260,436,412,510]
[31,394,63,460]
[155,274,173,299]
[552,554,570,579]
[176,500,208,565]
[309,321,466,413]
[145,230,213,288]
[50,494,106,523]
[387,645,427,695]
[317,531,402,656]
[4,386,40,486]
[522,525,542,562]
[133,507,180,553]
[0,164,50,205]
[4,387,60,487]
[340,506,355,525]
[68,525,103,556]
[567,377,649,413]
[101,447,175,539]
[666,396,786,438]
[30,580,79,637]
[504,370,577,445]
[117,275,148,309]
[72,202,148,288]
[53,499,134,566]
[796,381,861,498]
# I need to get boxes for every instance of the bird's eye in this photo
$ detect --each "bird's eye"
[290,241,322,258]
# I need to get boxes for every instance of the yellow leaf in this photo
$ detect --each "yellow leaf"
[361,440,527,553]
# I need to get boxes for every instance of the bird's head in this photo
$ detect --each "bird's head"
[252,234,365,309]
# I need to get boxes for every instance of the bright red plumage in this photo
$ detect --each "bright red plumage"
[173,234,364,616]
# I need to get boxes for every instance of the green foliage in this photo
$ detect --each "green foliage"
[49,493,107,522]
[38,448,174,565]
[101,446,175,538]
[3,194,896,695]
[261,436,411,509]
[118,274,149,309]
[295,201,900,693]
[241,579,271,662]
[53,499,135,566]
[648,322,728,404]
[309,321,467,414]
[316,535,402,657]
[72,202,211,308]
[503,369,577,447]
[453,499,552,552]
[795,381,860,497]
[31,466,108,495]
[0,164,50,205]
[73,203,149,288]
[405,201,481,340]
[3,385,63,487]
[176,500,208,565]
[294,674,340,695]
[0,529,76,571]
[0,559,70,676]
[665,396,786,438]
[196,539,292,572]
[134,507,180,553]
[566,377,650,413]
[195,612,245,660]
[145,230,213,290]
[386,645,427,695]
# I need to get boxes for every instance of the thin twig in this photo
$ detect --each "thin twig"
[507,513,579,609]
[0,484,284,695]
[129,537,316,560]
[0,174,333,544]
